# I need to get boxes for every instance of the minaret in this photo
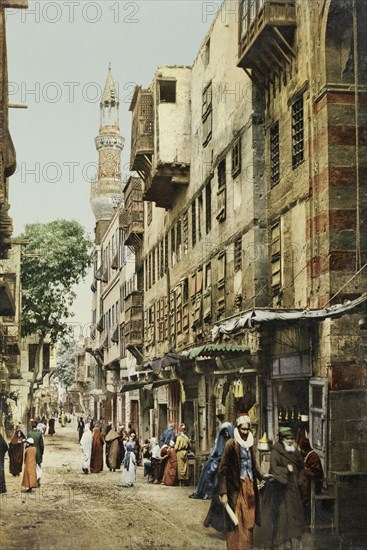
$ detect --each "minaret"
[90,65,125,243]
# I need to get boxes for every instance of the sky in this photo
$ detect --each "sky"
[6,0,220,335]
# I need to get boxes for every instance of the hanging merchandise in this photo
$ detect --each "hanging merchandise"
[221,381,230,406]
[233,380,239,399]
[248,402,259,426]
[237,379,244,398]
[225,386,236,425]
[179,380,186,404]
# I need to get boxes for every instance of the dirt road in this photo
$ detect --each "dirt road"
[0,421,226,550]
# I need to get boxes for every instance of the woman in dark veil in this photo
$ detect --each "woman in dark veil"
[8,425,26,476]
[202,421,235,533]
[190,421,234,500]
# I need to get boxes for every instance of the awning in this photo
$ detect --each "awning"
[144,351,189,375]
[212,292,367,340]
[120,377,177,393]
[183,344,250,360]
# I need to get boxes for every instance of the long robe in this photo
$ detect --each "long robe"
[90,427,104,473]
[8,429,26,476]
[105,429,120,470]
[0,434,8,493]
[80,425,92,471]
[121,447,136,487]
[162,447,178,486]
[27,429,44,464]
[218,434,263,550]
[192,422,234,500]
[254,441,305,549]
[175,433,190,480]
[48,418,55,436]
[22,446,38,489]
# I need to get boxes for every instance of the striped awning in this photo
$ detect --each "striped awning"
[184,344,250,360]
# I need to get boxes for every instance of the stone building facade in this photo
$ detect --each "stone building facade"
[0,0,28,435]
[123,0,367,481]
[82,3,366,511]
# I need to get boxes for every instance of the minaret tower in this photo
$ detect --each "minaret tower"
[90,65,125,243]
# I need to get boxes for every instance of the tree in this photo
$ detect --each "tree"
[18,220,93,419]
[56,337,77,388]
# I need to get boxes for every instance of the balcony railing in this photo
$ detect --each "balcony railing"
[124,177,144,246]
[238,0,296,83]
[130,87,154,173]
[125,319,143,347]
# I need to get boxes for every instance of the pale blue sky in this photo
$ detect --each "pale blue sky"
[6,0,219,333]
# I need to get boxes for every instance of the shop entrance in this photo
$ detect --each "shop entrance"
[273,378,309,440]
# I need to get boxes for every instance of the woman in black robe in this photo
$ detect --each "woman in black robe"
[8,426,26,476]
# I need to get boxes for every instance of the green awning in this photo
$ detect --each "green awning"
[184,344,250,360]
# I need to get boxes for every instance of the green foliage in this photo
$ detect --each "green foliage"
[56,337,77,388]
[18,220,93,342]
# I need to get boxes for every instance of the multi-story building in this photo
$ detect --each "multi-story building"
[125,0,367,502]
[0,0,28,434]
[86,68,141,429]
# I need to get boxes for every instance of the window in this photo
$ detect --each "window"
[152,249,156,285]
[234,238,242,272]
[202,81,212,147]
[120,323,126,357]
[28,344,37,372]
[232,138,241,177]
[218,158,226,188]
[176,219,182,262]
[270,121,280,186]
[145,258,148,291]
[164,235,169,273]
[42,344,50,373]
[198,194,203,241]
[148,253,152,289]
[183,211,188,254]
[192,201,197,248]
[160,240,164,278]
[292,96,304,169]
[159,79,176,103]
[217,251,226,316]
[271,221,282,297]
[119,228,125,267]
[205,262,211,289]
[171,226,176,266]
[206,180,212,233]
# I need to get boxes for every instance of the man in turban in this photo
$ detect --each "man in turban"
[254,426,305,549]
[218,414,269,550]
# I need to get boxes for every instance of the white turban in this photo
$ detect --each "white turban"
[236,415,251,427]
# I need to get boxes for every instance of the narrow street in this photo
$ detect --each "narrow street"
[0,421,226,550]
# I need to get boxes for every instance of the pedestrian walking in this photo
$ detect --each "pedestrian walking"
[90,424,104,473]
[48,416,56,436]
[254,426,305,550]
[121,442,136,487]
[8,425,26,476]
[80,423,92,474]
[77,417,85,443]
[0,432,9,493]
[21,438,38,493]
[27,420,44,486]
[218,414,269,550]
[105,427,120,471]
[192,421,234,501]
